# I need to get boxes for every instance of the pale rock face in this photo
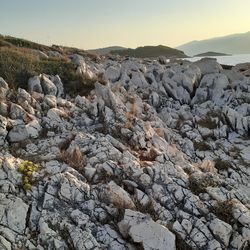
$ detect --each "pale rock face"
[194,58,223,75]
[241,146,250,162]
[118,209,176,250]
[49,75,64,97]
[0,116,8,146]
[17,88,32,104]
[28,76,43,93]
[0,235,11,250]
[26,119,42,138]
[41,75,57,96]
[44,95,57,108]
[10,103,26,120]
[104,65,121,83]
[71,54,96,79]
[192,73,230,106]
[149,91,160,107]
[95,82,125,113]
[0,195,28,234]
[223,106,248,135]
[99,181,135,209]
[7,124,29,142]
[0,77,9,89]
[209,218,233,246]
[162,74,191,104]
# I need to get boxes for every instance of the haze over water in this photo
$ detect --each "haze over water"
[188,54,250,66]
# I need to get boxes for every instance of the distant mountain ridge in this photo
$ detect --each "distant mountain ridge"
[177,31,250,56]
[88,46,127,55]
[111,45,187,58]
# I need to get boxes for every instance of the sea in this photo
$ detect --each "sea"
[186,54,250,66]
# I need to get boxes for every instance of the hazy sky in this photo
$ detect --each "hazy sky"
[1,0,250,49]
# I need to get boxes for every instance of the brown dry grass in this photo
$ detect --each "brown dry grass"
[59,147,86,173]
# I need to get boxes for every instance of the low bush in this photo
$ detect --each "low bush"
[18,160,39,190]
[214,158,232,171]
[189,174,218,195]
[210,200,235,224]
[193,141,211,151]
[59,147,86,173]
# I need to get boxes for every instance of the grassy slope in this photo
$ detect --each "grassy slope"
[0,35,97,96]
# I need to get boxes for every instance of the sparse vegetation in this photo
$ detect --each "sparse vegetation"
[189,174,218,195]
[176,235,193,250]
[193,141,212,151]
[214,158,232,171]
[0,37,96,96]
[18,160,39,190]
[210,200,235,224]
[59,147,86,173]
[197,110,227,130]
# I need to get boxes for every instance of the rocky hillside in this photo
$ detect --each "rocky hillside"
[0,39,250,250]
[111,45,187,58]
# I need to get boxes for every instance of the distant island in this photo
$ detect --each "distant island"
[194,51,230,57]
[88,46,127,55]
[110,45,187,58]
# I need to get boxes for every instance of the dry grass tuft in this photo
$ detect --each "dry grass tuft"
[59,147,86,173]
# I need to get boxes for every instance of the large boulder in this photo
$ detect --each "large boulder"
[10,103,26,120]
[0,195,29,234]
[41,75,57,96]
[118,209,176,250]
[99,181,135,209]
[209,218,232,247]
[7,123,29,143]
[192,73,230,106]
[28,76,43,93]
[49,75,64,97]
[193,58,222,75]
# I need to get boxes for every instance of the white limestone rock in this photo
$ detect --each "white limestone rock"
[10,103,26,120]
[118,209,176,250]
[26,119,42,138]
[99,181,135,209]
[193,58,222,75]
[0,195,28,234]
[7,124,29,142]
[209,218,232,246]
[28,76,43,93]
[41,75,57,96]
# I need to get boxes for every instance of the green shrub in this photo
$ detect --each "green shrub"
[18,160,39,190]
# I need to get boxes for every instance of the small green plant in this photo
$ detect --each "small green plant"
[18,160,39,190]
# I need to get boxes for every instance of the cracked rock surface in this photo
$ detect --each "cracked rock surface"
[0,54,250,249]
